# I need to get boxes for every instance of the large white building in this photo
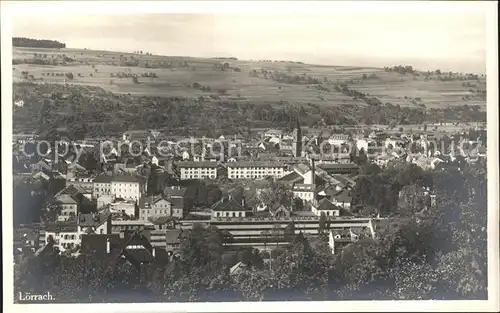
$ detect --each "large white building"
[112,176,141,200]
[176,161,218,180]
[327,134,350,146]
[227,161,286,180]
[93,175,143,201]
[292,184,316,203]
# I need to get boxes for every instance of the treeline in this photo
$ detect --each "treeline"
[110,72,158,79]
[14,161,487,302]
[384,65,485,82]
[13,37,66,49]
[250,69,322,85]
[214,57,238,60]
[384,65,416,75]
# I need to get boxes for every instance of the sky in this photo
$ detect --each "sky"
[10,3,488,73]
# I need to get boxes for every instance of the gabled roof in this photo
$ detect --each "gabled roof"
[212,198,246,212]
[316,198,339,211]
[332,189,352,203]
[34,240,55,257]
[80,234,123,256]
[55,185,82,197]
[55,193,80,204]
[122,248,154,268]
[152,197,171,205]
[317,185,340,197]
[277,171,304,184]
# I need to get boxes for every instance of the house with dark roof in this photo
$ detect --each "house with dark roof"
[311,198,340,217]
[277,171,304,186]
[211,196,248,218]
[270,204,291,218]
[163,186,188,218]
[53,185,91,222]
[80,234,123,256]
[78,212,112,235]
[330,189,352,210]
[81,231,169,269]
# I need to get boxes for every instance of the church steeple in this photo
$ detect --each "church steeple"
[293,116,302,157]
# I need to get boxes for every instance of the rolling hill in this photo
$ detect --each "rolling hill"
[12,46,487,138]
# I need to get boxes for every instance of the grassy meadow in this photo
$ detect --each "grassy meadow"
[12,46,486,110]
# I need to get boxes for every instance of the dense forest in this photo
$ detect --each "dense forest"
[14,160,487,302]
[13,37,66,49]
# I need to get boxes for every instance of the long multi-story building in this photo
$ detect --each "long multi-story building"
[176,161,218,180]
[176,217,378,250]
[104,214,381,252]
[93,175,143,200]
[227,161,286,179]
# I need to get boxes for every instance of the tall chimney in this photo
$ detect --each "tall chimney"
[106,238,111,254]
[311,158,315,185]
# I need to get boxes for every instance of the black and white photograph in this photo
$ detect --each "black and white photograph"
[2,1,498,312]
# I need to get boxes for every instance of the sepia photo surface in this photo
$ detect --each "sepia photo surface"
[2,1,499,312]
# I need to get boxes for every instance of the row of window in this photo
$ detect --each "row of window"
[61,242,75,249]
[181,174,216,179]
[228,169,283,172]
[112,226,144,231]
[214,211,244,217]
[61,234,76,240]
[295,192,313,198]
[317,210,340,216]
[96,188,111,193]
[229,174,282,179]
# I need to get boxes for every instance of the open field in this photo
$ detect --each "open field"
[13,47,486,109]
